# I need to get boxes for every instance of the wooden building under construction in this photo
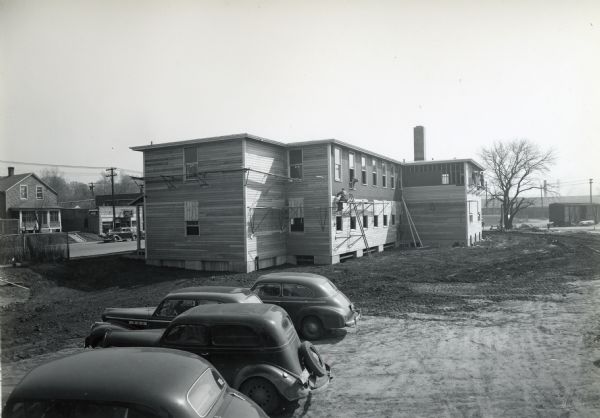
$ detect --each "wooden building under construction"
[131,128,484,272]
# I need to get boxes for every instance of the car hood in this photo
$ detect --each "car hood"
[102,307,156,320]
[103,329,163,348]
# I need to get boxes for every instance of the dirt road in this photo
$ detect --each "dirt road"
[2,232,600,416]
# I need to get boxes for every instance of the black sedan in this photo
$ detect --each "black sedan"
[251,272,361,339]
[2,347,268,418]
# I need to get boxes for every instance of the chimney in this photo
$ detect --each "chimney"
[8,167,14,177]
[413,126,426,161]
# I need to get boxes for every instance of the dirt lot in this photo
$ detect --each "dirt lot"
[2,232,600,416]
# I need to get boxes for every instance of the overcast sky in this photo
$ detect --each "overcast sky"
[1,0,598,196]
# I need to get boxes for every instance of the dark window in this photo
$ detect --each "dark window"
[363,215,369,228]
[349,152,355,185]
[20,185,27,199]
[373,215,379,227]
[255,283,281,298]
[392,214,396,225]
[163,324,209,345]
[372,159,377,186]
[383,214,388,226]
[361,156,367,185]
[289,149,303,179]
[290,217,304,232]
[391,172,395,188]
[184,147,198,180]
[36,186,43,200]
[155,299,196,317]
[334,147,341,181]
[211,325,260,347]
[50,211,59,223]
[186,221,199,235]
[282,283,314,297]
[382,163,387,188]
[336,216,343,231]
[350,216,356,230]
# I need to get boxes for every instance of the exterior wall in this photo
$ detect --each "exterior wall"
[286,144,332,260]
[244,139,288,271]
[5,176,58,211]
[329,145,401,258]
[0,191,6,218]
[466,191,483,244]
[144,139,246,272]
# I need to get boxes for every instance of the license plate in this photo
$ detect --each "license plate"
[300,368,310,383]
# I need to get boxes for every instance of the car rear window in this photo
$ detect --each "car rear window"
[282,283,313,297]
[242,295,262,303]
[5,400,165,418]
[187,369,226,417]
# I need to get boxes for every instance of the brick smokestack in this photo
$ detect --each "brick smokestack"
[414,126,425,161]
[8,167,14,177]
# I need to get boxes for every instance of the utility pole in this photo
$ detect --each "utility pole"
[106,168,117,231]
[88,182,95,196]
[590,178,594,204]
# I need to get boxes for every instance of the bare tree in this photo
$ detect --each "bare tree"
[480,139,555,229]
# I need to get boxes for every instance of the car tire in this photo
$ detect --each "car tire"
[299,341,326,377]
[240,377,281,415]
[113,235,123,242]
[301,315,324,340]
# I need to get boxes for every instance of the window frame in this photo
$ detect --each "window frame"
[373,215,379,227]
[20,185,28,200]
[371,158,377,186]
[334,147,342,182]
[361,155,367,185]
[382,162,387,188]
[335,215,343,231]
[36,186,43,200]
[348,152,355,185]
[362,215,369,229]
[184,146,199,181]
[289,149,303,179]
[350,216,356,230]
[282,283,314,298]
[442,173,450,185]
[383,214,388,227]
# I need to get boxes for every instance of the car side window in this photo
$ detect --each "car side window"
[196,299,221,305]
[163,324,209,346]
[211,325,260,347]
[254,283,281,298]
[282,283,314,298]
[154,299,195,317]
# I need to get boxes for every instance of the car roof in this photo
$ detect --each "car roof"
[174,303,286,327]
[254,272,330,285]
[166,286,254,300]
[7,348,211,412]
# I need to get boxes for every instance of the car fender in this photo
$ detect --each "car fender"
[85,322,128,347]
[232,364,307,401]
[297,306,346,329]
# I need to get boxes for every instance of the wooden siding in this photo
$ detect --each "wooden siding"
[4,176,58,210]
[244,139,288,267]
[402,185,469,246]
[286,144,331,257]
[143,139,246,270]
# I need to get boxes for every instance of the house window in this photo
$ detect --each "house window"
[50,211,59,222]
[184,147,199,181]
[373,215,379,227]
[184,201,200,236]
[372,159,377,186]
[334,147,341,182]
[361,156,367,185]
[349,152,355,187]
[382,163,387,188]
[391,167,395,189]
[442,173,450,185]
[336,216,343,231]
[20,185,28,199]
[289,149,303,179]
[392,214,396,225]
[362,215,369,228]
[383,214,388,226]
[289,197,304,232]
[350,216,356,230]
[36,186,43,200]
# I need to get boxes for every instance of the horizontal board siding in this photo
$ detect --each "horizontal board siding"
[144,140,245,264]
[244,139,288,261]
[286,144,331,256]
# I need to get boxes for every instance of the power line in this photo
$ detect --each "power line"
[0,159,142,174]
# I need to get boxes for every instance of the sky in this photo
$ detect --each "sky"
[1,0,599,197]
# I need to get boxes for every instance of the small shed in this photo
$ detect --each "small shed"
[549,203,600,226]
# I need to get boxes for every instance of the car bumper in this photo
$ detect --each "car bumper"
[283,363,333,401]
[345,309,361,327]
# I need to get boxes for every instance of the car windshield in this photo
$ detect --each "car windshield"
[323,281,338,296]
[4,400,165,418]
[187,369,226,417]
[242,295,262,303]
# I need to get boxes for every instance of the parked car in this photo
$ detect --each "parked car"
[85,286,262,347]
[2,347,268,418]
[92,303,332,414]
[102,227,137,242]
[251,272,360,340]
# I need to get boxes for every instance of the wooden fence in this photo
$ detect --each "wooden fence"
[0,219,19,235]
[0,233,69,264]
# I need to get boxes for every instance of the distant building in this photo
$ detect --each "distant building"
[131,129,485,272]
[549,203,600,226]
[61,193,143,233]
[0,167,62,233]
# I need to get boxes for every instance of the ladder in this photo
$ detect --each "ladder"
[401,196,423,247]
[347,196,370,256]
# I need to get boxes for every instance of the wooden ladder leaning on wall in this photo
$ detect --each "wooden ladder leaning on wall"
[346,195,371,257]
[401,196,423,248]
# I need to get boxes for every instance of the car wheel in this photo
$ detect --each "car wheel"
[113,235,123,242]
[299,341,326,377]
[240,377,281,415]
[301,315,323,340]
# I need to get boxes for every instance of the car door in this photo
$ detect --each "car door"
[160,323,211,361]
[253,283,282,305]
[279,283,315,322]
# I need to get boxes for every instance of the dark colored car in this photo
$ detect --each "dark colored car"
[85,286,262,346]
[2,347,268,418]
[103,227,137,242]
[251,272,360,340]
[92,304,332,415]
